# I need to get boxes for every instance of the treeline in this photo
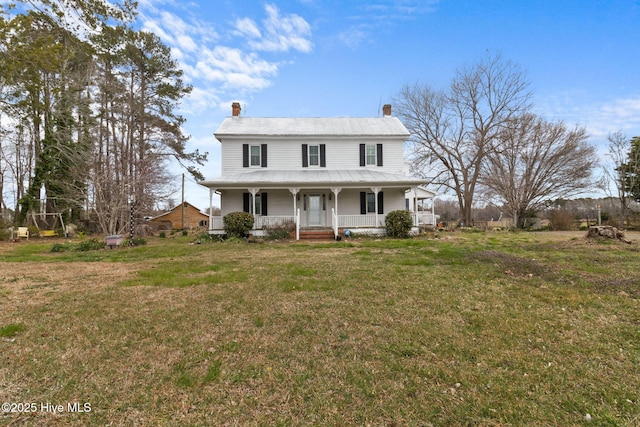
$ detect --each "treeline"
[0,0,206,234]
[435,197,640,230]
[395,55,640,229]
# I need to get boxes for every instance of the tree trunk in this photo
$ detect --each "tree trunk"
[586,226,632,244]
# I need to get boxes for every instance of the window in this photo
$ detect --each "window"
[302,144,326,167]
[360,143,383,167]
[243,192,268,215]
[250,145,261,166]
[309,145,319,166]
[243,144,267,168]
[254,193,262,215]
[360,191,384,215]
[366,192,376,213]
[366,145,376,166]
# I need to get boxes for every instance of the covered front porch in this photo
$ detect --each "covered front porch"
[206,210,437,239]
[200,170,434,240]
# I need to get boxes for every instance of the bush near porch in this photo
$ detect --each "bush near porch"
[385,209,414,238]
[223,211,254,238]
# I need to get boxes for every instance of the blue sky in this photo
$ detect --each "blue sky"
[136,0,640,209]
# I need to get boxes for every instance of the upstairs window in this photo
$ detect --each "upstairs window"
[309,145,319,166]
[250,145,261,166]
[366,145,376,165]
[243,144,267,168]
[302,144,326,167]
[360,143,383,167]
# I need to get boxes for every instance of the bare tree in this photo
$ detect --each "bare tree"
[605,131,631,228]
[481,113,595,228]
[604,132,640,228]
[395,54,531,225]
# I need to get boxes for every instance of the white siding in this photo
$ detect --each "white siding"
[221,143,243,176]
[220,189,244,215]
[221,137,407,175]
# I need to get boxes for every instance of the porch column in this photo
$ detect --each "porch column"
[248,188,260,215]
[412,186,418,226]
[208,188,216,231]
[431,196,435,225]
[371,187,381,227]
[331,187,342,236]
[289,188,300,240]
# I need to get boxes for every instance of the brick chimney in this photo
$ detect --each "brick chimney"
[232,102,241,117]
[382,104,391,116]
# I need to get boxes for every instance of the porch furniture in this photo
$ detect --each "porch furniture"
[17,227,29,239]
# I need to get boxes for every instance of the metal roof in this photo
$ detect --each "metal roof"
[215,116,410,140]
[200,169,426,189]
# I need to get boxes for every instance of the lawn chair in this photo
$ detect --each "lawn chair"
[17,227,29,239]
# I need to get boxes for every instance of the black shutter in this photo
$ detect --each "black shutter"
[360,192,367,214]
[359,144,365,166]
[261,144,267,167]
[302,144,308,167]
[377,144,383,166]
[320,144,326,167]
[243,193,250,213]
[261,193,268,216]
[242,144,249,168]
[378,191,384,214]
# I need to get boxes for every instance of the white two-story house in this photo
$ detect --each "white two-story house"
[200,103,435,239]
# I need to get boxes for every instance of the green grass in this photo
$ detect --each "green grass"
[0,323,25,338]
[0,232,639,426]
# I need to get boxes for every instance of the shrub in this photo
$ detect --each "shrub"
[223,212,254,238]
[549,210,576,231]
[76,238,106,251]
[125,237,147,246]
[385,210,414,238]
[50,243,67,252]
[264,220,295,240]
[0,220,9,241]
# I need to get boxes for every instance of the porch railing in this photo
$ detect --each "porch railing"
[209,212,435,232]
[254,215,295,228]
[211,216,224,230]
[415,213,437,226]
[335,214,383,228]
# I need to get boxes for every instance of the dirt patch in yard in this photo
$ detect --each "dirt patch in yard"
[0,260,141,312]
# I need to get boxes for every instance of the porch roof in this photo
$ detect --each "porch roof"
[406,185,437,200]
[200,169,426,190]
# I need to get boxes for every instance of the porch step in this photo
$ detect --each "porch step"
[298,229,336,240]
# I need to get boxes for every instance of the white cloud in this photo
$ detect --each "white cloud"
[241,4,313,53]
[337,28,370,49]
[335,0,440,48]
[234,17,262,39]
[536,92,640,164]
[136,2,312,113]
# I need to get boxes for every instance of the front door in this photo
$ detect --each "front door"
[308,195,322,226]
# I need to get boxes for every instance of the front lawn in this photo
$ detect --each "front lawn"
[1,232,638,426]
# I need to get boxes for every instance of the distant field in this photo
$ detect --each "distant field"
[1,231,639,426]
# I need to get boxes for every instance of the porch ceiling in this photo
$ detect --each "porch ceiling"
[200,169,427,190]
